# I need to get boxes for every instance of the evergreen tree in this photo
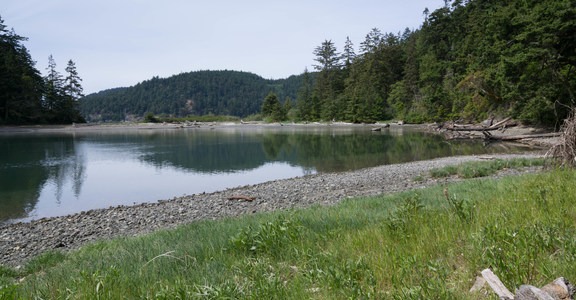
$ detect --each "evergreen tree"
[283,96,293,120]
[261,92,284,121]
[64,60,84,101]
[0,15,44,124]
[296,68,314,121]
[43,56,85,123]
[313,40,341,71]
[313,40,342,120]
[43,55,64,113]
[63,60,85,123]
[359,28,383,54]
[342,36,356,68]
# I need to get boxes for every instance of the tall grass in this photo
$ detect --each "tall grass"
[429,157,545,178]
[1,167,575,299]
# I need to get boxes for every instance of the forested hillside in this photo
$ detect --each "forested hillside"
[297,0,575,126]
[81,0,574,126]
[80,71,308,122]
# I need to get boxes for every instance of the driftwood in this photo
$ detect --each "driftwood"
[443,117,560,143]
[546,107,576,167]
[447,117,513,132]
[371,123,391,132]
[484,132,561,141]
[470,268,575,300]
[227,195,256,202]
[481,268,515,299]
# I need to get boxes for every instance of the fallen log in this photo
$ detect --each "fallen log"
[227,195,256,202]
[485,132,561,141]
[447,117,513,132]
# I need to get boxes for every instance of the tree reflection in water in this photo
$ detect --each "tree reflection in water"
[0,126,528,223]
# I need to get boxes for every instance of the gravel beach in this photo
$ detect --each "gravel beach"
[0,151,545,267]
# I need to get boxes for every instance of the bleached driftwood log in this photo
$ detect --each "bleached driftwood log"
[471,269,574,300]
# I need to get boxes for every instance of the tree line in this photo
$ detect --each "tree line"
[8,0,573,126]
[0,16,85,125]
[271,0,574,126]
[80,70,310,122]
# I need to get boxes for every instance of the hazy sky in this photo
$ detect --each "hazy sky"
[3,1,443,94]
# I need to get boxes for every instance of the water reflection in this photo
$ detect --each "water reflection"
[0,134,86,222]
[0,126,528,224]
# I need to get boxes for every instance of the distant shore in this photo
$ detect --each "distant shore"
[0,120,560,148]
[0,121,403,132]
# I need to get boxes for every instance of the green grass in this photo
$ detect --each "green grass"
[429,157,545,178]
[1,165,575,299]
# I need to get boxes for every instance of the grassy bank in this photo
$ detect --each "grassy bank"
[1,165,575,299]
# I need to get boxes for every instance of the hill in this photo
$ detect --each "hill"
[79,70,309,122]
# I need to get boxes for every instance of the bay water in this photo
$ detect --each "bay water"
[0,125,527,224]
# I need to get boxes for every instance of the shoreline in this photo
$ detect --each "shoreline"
[0,121,423,135]
[0,121,559,145]
[0,152,545,267]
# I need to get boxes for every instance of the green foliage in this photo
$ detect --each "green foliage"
[260,92,286,122]
[443,187,475,223]
[430,158,545,179]
[295,69,316,121]
[229,216,301,257]
[0,16,44,124]
[81,70,308,122]
[384,194,424,235]
[430,164,459,178]
[23,250,67,274]
[303,0,576,125]
[0,16,85,125]
[143,112,159,123]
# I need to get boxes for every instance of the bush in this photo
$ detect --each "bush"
[143,112,159,123]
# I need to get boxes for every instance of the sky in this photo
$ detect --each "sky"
[2,1,444,94]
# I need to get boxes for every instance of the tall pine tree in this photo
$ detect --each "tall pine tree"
[296,68,314,121]
[0,15,44,124]
[313,40,342,120]
[63,60,85,123]
[43,55,85,123]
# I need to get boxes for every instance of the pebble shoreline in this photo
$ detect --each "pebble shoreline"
[0,152,544,267]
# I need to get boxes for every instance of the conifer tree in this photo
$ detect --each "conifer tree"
[43,55,64,113]
[0,15,44,124]
[62,60,85,123]
[313,40,342,120]
[342,36,356,68]
[296,68,314,121]
[64,60,84,101]
[359,28,383,54]
[261,92,284,121]
[43,56,85,123]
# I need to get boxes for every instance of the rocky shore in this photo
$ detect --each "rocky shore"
[0,152,545,268]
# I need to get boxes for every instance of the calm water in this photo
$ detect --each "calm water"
[0,125,527,224]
